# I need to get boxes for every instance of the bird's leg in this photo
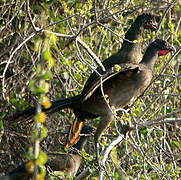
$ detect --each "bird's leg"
[94,114,113,161]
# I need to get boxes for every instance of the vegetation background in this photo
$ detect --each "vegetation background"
[0,0,180,179]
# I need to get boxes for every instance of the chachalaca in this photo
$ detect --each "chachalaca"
[8,14,159,149]
[10,13,157,120]
[64,39,173,149]
[46,125,93,178]
[10,39,173,151]
[0,125,93,180]
[10,13,157,123]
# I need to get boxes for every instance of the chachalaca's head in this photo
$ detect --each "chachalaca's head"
[152,39,174,56]
[136,13,157,31]
[141,39,173,68]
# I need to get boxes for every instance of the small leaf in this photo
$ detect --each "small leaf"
[34,112,46,123]
[34,39,42,52]
[39,81,50,93]
[40,126,48,140]
[42,49,55,68]
[39,71,52,80]
[31,87,44,96]
[110,147,120,166]
[113,64,122,72]
[35,64,42,74]
[35,151,47,165]
[48,56,55,68]
[170,140,181,149]
[25,161,35,173]
[0,120,4,129]
[139,128,148,136]
[40,95,52,109]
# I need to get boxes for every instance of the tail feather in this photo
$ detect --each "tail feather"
[45,95,79,114]
[64,119,84,149]
[8,95,80,122]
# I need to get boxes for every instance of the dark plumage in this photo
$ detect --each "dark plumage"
[10,13,157,122]
[64,39,173,148]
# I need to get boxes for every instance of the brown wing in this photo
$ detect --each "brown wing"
[81,63,139,101]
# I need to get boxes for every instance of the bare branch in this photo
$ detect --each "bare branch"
[99,134,124,180]
[25,0,40,32]
[1,32,36,99]
[43,30,75,39]
[157,0,179,33]
[75,39,101,76]
[145,108,181,123]
[134,109,181,128]
[76,37,105,72]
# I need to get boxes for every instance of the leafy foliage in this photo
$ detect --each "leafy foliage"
[0,0,180,179]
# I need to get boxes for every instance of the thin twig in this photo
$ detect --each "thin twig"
[145,108,181,122]
[141,118,181,127]
[75,39,101,76]
[76,37,105,72]
[136,48,181,120]
[43,30,75,39]
[25,0,39,32]
[99,134,124,180]
[157,0,179,33]
[1,32,36,99]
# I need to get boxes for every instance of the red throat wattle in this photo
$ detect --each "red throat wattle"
[144,25,152,29]
[143,24,156,30]
[158,50,171,56]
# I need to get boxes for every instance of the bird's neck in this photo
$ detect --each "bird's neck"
[124,22,143,41]
[141,46,158,70]
[117,23,143,63]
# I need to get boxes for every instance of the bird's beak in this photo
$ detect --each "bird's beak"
[166,47,174,52]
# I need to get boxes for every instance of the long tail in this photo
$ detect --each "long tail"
[8,95,80,122]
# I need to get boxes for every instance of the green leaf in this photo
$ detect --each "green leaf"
[42,49,55,68]
[48,56,55,68]
[157,130,164,137]
[39,71,52,80]
[42,49,51,61]
[34,87,45,95]
[38,165,46,177]
[110,147,120,166]
[170,140,181,149]
[0,120,4,129]
[28,80,35,91]
[40,126,48,140]
[39,81,50,93]
[34,38,42,52]
[35,64,42,74]
[139,128,148,136]
[35,151,47,165]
